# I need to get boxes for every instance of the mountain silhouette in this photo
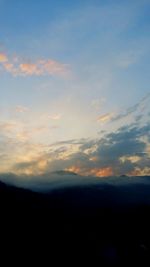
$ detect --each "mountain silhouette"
[0,178,150,266]
[51,170,78,175]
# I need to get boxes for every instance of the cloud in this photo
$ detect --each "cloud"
[52,123,149,177]
[0,52,69,77]
[0,122,17,132]
[15,105,29,113]
[10,122,150,177]
[2,62,17,75]
[86,167,113,177]
[97,112,114,123]
[19,63,41,75]
[98,93,150,125]
[0,102,149,177]
[0,53,8,62]
[48,114,62,120]
[49,139,87,147]
[120,155,141,163]
[111,93,150,123]
[129,167,150,176]
[13,158,48,176]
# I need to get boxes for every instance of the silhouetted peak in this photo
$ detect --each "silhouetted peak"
[51,170,77,176]
[0,180,7,188]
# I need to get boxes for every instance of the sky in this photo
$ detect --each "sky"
[0,0,150,178]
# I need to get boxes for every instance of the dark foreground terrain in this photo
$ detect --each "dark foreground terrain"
[0,179,150,266]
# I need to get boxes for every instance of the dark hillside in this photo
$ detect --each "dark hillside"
[0,180,150,266]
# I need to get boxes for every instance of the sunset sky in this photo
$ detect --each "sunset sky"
[0,0,150,177]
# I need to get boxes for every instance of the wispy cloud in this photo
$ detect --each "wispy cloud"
[97,93,150,125]
[0,52,69,77]
[15,105,29,113]
[111,93,150,122]
[97,112,114,123]
[0,121,17,132]
[48,113,62,120]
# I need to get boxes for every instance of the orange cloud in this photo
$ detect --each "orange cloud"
[0,53,8,62]
[18,60,68,76]
[0,51,69,77]
[3,62,16,74]
[97,112,113,123]
[89,167,113,177]
[65,166,113,177]
[19,63,41,76]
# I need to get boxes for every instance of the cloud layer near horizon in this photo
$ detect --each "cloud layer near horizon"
[4,122,149,177]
